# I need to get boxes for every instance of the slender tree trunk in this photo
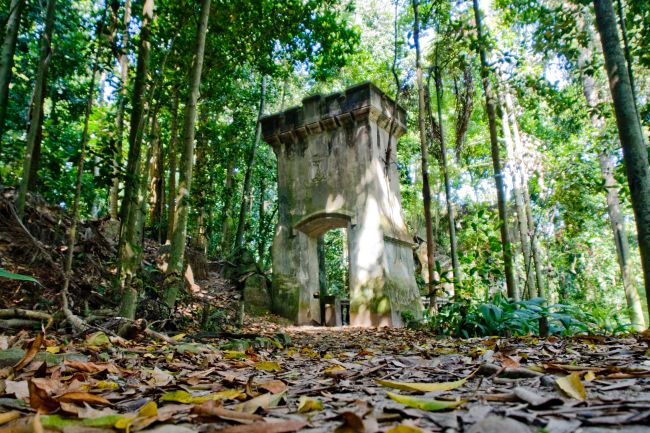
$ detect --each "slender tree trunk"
[578,40,645,329]
[433,64,461,289]
[118,0,152,223]
[116,0,153,319]
[163,0,211,309]
[472,0,518,300]
[594,0,650,327]
[412,0,437,308]
[220,161,235,253]
[109,0,131,220]
[62,8,103,308]
[0,0,24,142]
[16,0,55,217]
[234,75,266,254]
[27,87,46,193]
[503,90,544,297]
[500,96,535,298]
[166,90,179,243]
[150,115,164,243]
[257,176,266,260]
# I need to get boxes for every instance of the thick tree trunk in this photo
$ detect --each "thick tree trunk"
[472,0,518,300]
[594,0,650,328]
[433,64,461,289]
[109,0,131,221]
[16,0,56,217]
[412,0,437,307]
[116,0,154,319]
[578,40,646,329]
[0,0,24,142]
[163,0,211,309]
[234,75,266,254]
[500,96,535,298]
[166,90,179,243]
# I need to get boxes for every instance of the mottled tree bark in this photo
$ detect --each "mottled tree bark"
[117,0,154,319]
[472,0,518,300]
[578,37,645,329]
[594,0,650,328]
[163,0,211,309]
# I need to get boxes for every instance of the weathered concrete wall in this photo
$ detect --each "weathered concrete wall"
[261,82,422,326]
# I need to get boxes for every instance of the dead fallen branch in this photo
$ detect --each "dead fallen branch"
[0,308,53,329]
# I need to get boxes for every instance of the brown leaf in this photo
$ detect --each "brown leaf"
[257,380,287,394]
[56,392,112,406]
[335,412,365,433]
[28,379,59,413]
[13,331,44,372]
[192,400,263,424]
[209,420,307,433]
[64,360,122,374]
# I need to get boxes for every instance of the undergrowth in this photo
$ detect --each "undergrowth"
[409,293,633,337]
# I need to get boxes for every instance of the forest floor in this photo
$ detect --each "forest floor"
[1,305,650,433]
[1,191,650,432]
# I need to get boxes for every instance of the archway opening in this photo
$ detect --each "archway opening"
[318,228,350,326]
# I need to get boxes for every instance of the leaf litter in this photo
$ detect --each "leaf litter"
[0,322,649,432]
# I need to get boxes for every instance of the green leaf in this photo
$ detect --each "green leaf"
[386,392,466,411]
[0,268,39,283]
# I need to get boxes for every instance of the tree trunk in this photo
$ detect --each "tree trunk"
[118,0,152,224]
[166,90,179,243]
[472,0,518,300]
[62,7,103,309]
[503,90,544,297]
[16,0,55,217]
[500,95,535,298]
[412,0,437,308]
[234,75,266,254]
[220,161,235,254]
[109,0,131,221]
[257,175,266,261]
[614,0,638,114]
[163,0,211,310]
[149,115,164,242]
[116,0,154,319]
[433,64,462,290]
[594,0,650,328]
[0,0,24,142]
[578,38,646,329]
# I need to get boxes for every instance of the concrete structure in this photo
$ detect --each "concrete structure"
[260,82,423,326]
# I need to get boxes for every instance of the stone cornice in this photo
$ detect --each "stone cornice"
[261,82,406,148]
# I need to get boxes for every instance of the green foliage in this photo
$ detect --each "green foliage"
[426,294,632,338]
[0,268,39,283]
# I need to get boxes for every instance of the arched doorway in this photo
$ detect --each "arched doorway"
[261,82,423,326]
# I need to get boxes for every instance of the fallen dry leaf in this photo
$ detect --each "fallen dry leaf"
[556,372,587,401]
[13,331,44,372]
[209,419,307,433]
